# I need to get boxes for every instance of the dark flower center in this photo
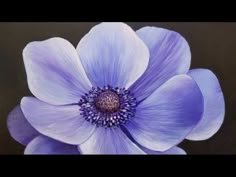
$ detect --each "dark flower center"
[95,91,120,113]
[78,85,137,128]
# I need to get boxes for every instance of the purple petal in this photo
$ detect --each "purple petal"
[23,37,92,105]
[25,135,79,154]
[141,146,186,155]
[78,127,146,154]
[186,69,225,140]
[130,27,191,102]
[76,22,149,88]
[7,105,39,145]
[125,75,204,151]
[21,97,95,145]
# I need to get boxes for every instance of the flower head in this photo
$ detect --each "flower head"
[7,23,225,154]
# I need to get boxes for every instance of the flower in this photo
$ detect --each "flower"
[7,22,225,154]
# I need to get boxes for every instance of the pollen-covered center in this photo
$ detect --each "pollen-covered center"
[78,86,137,128]
[95,91,120,113]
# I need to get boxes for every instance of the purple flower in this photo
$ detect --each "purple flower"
[7,23,225,154]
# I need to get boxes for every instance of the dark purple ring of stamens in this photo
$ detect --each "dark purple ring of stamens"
[78,85,137,128]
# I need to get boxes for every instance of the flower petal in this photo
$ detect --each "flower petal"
[78,127,146,154]
[23,37,92,105]
[125,75,204,151]
[186,69,225,140]
[25,135,79,154]
[76,22,149,88]
[7,105,39,145]
[130,27,191,102]
[141,146,186,155]
[21,97,95,145]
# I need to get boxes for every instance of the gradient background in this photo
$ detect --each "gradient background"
[0,22,235,154]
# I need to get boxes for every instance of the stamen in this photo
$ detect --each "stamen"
[78,86,137,128]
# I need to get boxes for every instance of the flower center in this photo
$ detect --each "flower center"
[95,91,120,113]
[78,85,137,128]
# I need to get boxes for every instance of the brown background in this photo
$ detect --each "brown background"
[0,22,235,154]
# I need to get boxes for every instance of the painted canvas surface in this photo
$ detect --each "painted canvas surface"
[0,22,234,154]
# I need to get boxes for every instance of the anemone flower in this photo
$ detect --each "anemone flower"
[7,22,225,154]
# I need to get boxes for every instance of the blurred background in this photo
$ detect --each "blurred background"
[0,22,235,154]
